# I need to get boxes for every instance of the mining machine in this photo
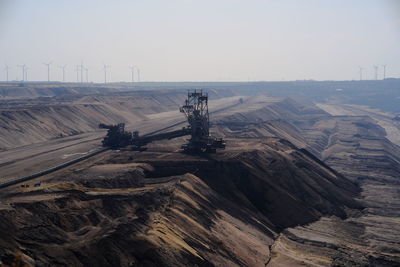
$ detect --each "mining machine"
[99,90,225,153]
[180,90,225,152]
[99,123,133,148]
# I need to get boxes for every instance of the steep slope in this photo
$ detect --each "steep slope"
[0,137,360,266]
[206,96,400,265]
[130,139,360,230]
[0,103,146,150]
[2,91,399,265]
[212,96,329,155]
[264,108,400,266]
[0,91,185,150]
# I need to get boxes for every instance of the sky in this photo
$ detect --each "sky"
[0,0,399,82]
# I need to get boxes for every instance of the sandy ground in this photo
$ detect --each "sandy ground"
[0,96,246,181]
[1,91,400,266]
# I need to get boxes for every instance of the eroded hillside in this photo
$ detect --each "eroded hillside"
[0,138,360,266]
[1,88,400,266]
[208,97,400,266]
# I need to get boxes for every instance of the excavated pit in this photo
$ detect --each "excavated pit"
[0,137,362,266]
[2,89,400,266]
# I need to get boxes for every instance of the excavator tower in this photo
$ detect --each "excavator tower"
[99,90,225,153]
[180,90,225,153]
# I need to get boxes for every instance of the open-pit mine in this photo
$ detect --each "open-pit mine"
[0,81,399,266]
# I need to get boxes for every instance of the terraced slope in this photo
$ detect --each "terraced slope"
[0,92,181,150]
[0,138,359,266]
[1,92,399,266]
[208,97,400,265]
[266,107,400,266]
[0,90,237,150]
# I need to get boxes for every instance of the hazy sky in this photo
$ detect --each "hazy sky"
[0,0,399,82]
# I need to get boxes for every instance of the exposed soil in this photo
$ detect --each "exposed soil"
[1,85,400,266]
[0,137,360,266]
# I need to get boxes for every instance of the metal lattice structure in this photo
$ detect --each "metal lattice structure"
[180,90,209,141]
[180,90,225,153]
[99,90,225,153]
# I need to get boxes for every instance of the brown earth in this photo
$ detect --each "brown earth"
[0,92,242,180]
[0,137,360,266]
[1,87,400,266]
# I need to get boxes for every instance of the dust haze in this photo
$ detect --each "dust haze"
[0,1,400,267]
[0,0,399,82]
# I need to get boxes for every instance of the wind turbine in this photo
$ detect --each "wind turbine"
[137,67,140,82]
[24,66,29,81]
[17,64,26,81]
[382,64,387,80]
[59,65,67,82]
[84,66,89,83]
[80,61,84,83]
[103,64,110,84]
[43,61,52,82]
[358,66,364,81]
[373,65,379,80]
[75,65,80,82]
[3,65,10,82]
[129,65,135,85]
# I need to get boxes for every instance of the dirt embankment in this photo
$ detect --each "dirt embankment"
[0,93,177,150]
[252,106,400,266]
[0,137,360,266]
[189,96,400,266]
[0,89,239,151]
[0,91,211,151]
[2,91,400,266]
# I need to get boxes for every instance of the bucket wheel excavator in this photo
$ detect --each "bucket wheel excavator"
[99,90,225,153]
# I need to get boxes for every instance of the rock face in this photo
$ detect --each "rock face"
[0,137,360,266]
